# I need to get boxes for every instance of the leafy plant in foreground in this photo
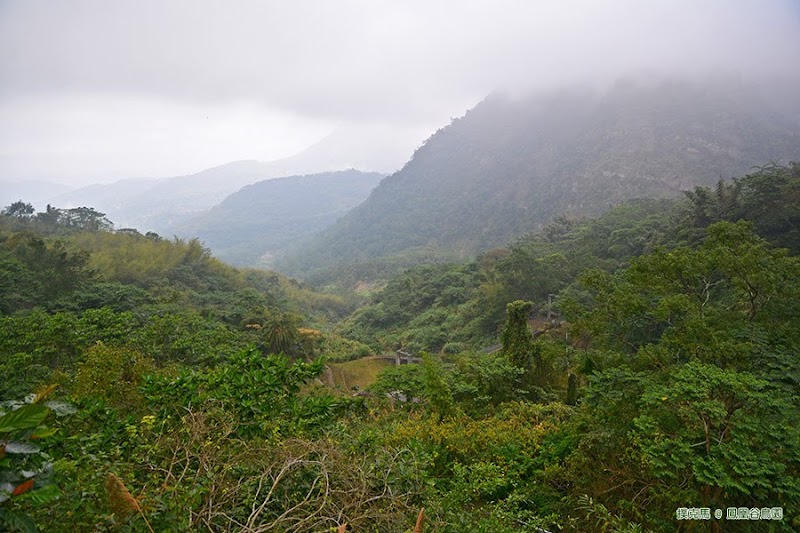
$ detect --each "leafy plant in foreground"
[0,389,74,532]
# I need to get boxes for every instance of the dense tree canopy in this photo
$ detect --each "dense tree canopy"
[2,164,799,531]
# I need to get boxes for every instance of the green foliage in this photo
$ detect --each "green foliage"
[316,333,371,362]
[577,495,647,533]
[0,215,340,378]
[633,362,800,502]
[57,207,113,232]
[0,391,74,533]
[565,372,579,405]
[282,80,800,284]
[259,310,301,355]
[370,363,427,401]
[2,201,35,219]
[500,300,534,368]
[336,198,683,354]
[682,162,800,252]
[421,354,456,420]
[5,161,800,530]
[0,353,50,400]
[0,305,250,395]
[52,282,151,313]
[132,308,247,365]
[449,352,525,415]
[72,343,154,412]
[0,233,91,311]
[384,402,574,531]
[142,347,333,438]
[172,170,384,268]
[563,220,800,529]
[572,220,800,362]
[0,310,84,382]
[0,203,112,236]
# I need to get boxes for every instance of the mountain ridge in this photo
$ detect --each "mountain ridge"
[171,169,385,267]
[41,123,419,233]
[276,77,800,283]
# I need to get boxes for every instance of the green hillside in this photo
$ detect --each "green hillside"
[172,170,384,267]
[2,164,799,531]
[339,163,800,354]
[278,78,800,285]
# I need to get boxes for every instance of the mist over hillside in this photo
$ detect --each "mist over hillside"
[37,126,412,234]
[0,179,73,209]
[4,2,800,529]
[276,77,800,283]
[171,169,384,267]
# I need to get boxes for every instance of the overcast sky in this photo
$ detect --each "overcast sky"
[1,0,799,186]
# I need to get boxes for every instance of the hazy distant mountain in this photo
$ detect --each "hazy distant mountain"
[48,177,161,223]
[278,77,800,282]
[0,179,73,210]
[45,126,415,233]
[172,170,384,267]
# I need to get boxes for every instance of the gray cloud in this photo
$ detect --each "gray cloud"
[1,0,799,184]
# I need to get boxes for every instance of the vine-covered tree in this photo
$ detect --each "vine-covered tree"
[500,300,534,369]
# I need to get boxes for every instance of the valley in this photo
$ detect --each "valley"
[2,77,800,532]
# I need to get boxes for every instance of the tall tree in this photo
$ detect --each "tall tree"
[2,201,34,218]
[500,300,534,369]
[566,221,800,529]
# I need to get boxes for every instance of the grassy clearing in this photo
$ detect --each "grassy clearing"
[326,356,393,392]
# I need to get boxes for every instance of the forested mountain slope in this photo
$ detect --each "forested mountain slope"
[278,78,800,283]
[172,170,384,267]
[340,163,800,354]
[47,161,270,232]
[45,125,402,235]
[2,164,799,531]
